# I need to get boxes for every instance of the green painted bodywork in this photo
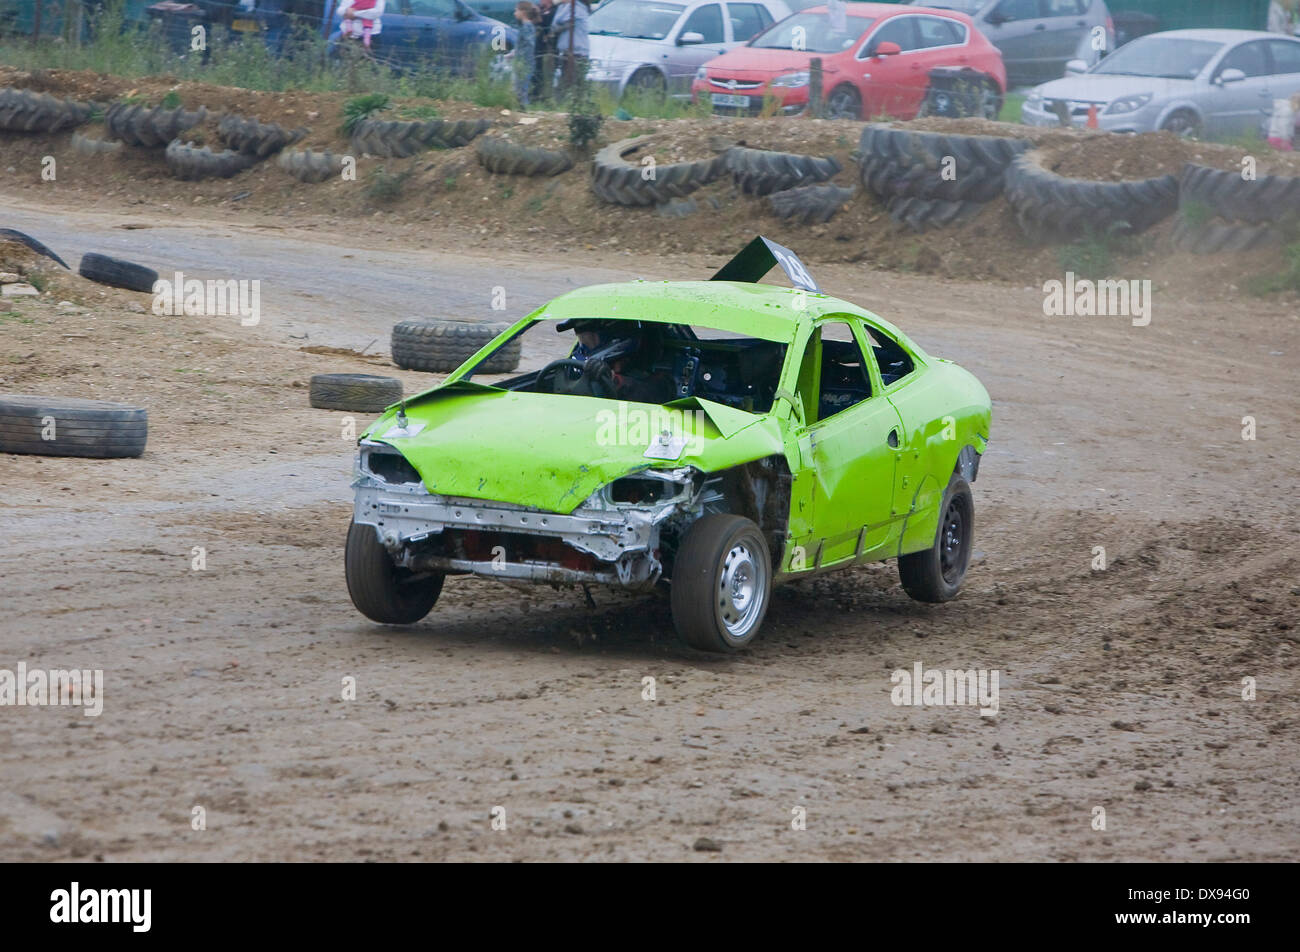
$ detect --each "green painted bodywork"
[361,279,991,577]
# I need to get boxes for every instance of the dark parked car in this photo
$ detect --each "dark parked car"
[327,0,517,72]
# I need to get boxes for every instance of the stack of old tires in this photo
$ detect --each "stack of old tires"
[1003,149,1179,240]
[857,123,1029,231]
[351,117,491,158]
[0,89,95,133]
[1170,165,1300,253]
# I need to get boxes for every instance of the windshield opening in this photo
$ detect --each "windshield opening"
[463,318,789,413]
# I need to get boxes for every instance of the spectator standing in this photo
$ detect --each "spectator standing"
[534,0,558,101]
[337,0,386,54]
[551,0,590,94]
[1269,0,1297,35]
[513,2,540,109]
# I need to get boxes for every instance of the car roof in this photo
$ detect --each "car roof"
[1143,29,1283,43]
[540,280,891,343]
[794,3,906,18]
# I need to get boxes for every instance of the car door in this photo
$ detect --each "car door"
[790,320,902,568]
[388,0,461,66]
[1266,39,1300,136]
[979,0,1050,86]
[1207,39,1273,138]
[1039,0,1090,70]
[669,3,729,93]
[725,1,771,45]
[856,14,926,118]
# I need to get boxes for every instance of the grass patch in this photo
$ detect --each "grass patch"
[1056,227,1141,280]
[365,167,411,202]
[1245,237,1300,295]
[999,93,1025,124]
[342,93,391,136]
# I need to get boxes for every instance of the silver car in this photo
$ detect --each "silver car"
[910,0,1112,87]
[1023,29,1300,138]
[587,0,793,98]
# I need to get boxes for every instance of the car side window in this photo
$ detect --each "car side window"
[865,327,915,387]
[916,15,964,49]
[1219,41,1270,79]
[863,16,918,56]
[992,0,1042,22]
[1044,0,1086,15]
[727,3,768,42]
[1267,39,1300,75]
[681,3,725,43]
[813,322,872,423]
[407,0,457,17]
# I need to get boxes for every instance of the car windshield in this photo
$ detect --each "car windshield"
[750,12,874,52]
[908,0,982,12]
[1092,37,1223,79]
[588,0,686,40]
[462,318,789,412]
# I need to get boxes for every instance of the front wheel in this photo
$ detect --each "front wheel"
[898,475,974,603]
[1161,109,1202,139]
[345,521,444,624]
[825,84,862,120]
[670,515,772,652]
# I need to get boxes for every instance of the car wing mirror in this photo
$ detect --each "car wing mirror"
[872,41,901,57]
[1064,58,1088,75]
[1216,67,1246,85]
[679,30,705,45]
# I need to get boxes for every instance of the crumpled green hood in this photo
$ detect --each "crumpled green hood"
[363,385,785,514]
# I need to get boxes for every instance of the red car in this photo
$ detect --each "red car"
[691,2,1006,121]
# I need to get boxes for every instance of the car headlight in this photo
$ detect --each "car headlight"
[770,71,809,88]
[1106,93,1152,115]
[1026,89,1043,105]
[695,66,707,81]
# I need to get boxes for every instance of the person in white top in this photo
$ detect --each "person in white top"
[338,0,386,50]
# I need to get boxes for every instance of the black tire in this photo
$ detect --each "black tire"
[352,117,491,157]
[70,132,123,157]
[726,145,842,196]
[625,68,667,99]
[77,253,159,293]
[104,102,207,149]
[309,373,403,412]
[0,228,69,269]
[670,514,772,652]
[0,88,94,133]
[164,139,256,181]
[277,148,345,183]
[1179,163,1300,227]
[825,84,861,120]
[898,474,973,603]
[857,123,1030,203]
[217,114,305,159]
[345,520,444,625]
[1169,215,1280,254]
[475,136,573,177]
[885,195,985,232]
[390,320,521,374]
[590,135,728,207]
[1161,109,1201,139]
[767,184,855,224]
[0,394,147,458]
[1003,149,1179,239]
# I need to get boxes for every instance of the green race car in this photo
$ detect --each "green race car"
[346,238,991,651]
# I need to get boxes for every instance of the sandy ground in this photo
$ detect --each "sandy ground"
[0,196,1298,862]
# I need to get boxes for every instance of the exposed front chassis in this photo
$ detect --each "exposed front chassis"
[353,442,705,590]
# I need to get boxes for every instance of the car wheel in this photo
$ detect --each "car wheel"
[625,68,667,100]
[898,474,973,603]
[670,514,772,652]
[825,84,861,120]
[345,521,444,625]
[980,82,1003,121]
[1161,109,1201,139]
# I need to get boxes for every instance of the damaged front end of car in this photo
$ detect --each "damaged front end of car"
[352,440,725,591]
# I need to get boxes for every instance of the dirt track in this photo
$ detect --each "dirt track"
[1,196,1298,861]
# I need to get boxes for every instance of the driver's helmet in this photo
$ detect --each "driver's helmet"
[555,319,639,360]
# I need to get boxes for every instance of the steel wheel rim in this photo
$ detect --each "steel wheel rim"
[827,91,858,120]
[940,500,967,584]
[718,541,765,639]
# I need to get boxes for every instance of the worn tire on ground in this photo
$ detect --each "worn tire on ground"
[0,228,69,268]
[1004,149,1179,239]
[277,148,346,183]
[390,320,520,374]
[1169,216,1281,254]
[591,135,727,207]
[726,145,841,196]
[0,394,147,458]
[857,123,1029,203]
[0,88,94,133]
[1178,163,1300,227]
[309,373,403,412]
[475,136,573,176]
[78,252,159,293]
[885,195,986,232]
[165,139,256,181]
[767,184,855,224]
[104,102,207,148]
[70,132,123,156]
[351,117,491,158]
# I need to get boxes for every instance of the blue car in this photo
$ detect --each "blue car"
[327,0,517,73]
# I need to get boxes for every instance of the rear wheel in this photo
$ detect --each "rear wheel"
[625,68,667,100]
[1161,109,1201,139]
[898,475,973,603]
[670,514,772,652]
[345,521,444,624]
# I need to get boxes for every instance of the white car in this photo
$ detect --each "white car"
[586,0,793,98]
[1022,28,1300,138]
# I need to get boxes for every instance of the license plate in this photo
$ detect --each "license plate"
[232,18,260,32]
[711,93,751,108]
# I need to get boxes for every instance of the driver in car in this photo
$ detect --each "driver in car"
[554,319,672,403]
